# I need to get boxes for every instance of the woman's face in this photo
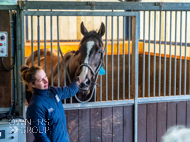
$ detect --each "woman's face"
[31,69,49,90]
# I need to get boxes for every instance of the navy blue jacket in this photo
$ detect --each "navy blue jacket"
[27,82,79,142]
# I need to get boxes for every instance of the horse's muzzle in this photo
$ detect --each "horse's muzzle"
[78,78,91,91]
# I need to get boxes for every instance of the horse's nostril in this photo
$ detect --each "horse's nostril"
[86,79,91,85]
[80,82,85,88]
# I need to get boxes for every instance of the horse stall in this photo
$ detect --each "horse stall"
[1,1,190,142]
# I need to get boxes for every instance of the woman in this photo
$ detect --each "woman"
[20,65,81,142]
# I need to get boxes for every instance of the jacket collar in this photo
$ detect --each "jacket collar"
[33,87,49,96]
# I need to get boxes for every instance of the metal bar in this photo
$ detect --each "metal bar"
[37,15,40,66]
[105,16,108,102]
[94,86,97,102]
[159,11,161,97]
[164,11,167,97]
[0,108,11,113]
[179,11,182,96]
[139,39,190,47]
[153,11,156,98]
[138,96,190,104]
[22,1,190,11]
[100,74,102,102]
[44,16,47,73]
[111,16,114,101]
[25,7,28,41]
[23,11,139,17]
[21,11,26,118]
[0,5,18,10]
[142,11,145,98]
[57,16,60,87]
[63,100,135,110]
[148,11,151,98]
[31,16,34,65]
[174,11,177,96]
[50,15,53,86]
[128,17,131,100]
[63,95,190,110]
[184,11,187,95]
[169,11,172,96]
[123,16,126,100]
[16,9,22,116]
[117,16,120,101]
[132,14,139,142]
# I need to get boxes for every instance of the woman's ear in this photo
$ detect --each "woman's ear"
[28,82,35,91]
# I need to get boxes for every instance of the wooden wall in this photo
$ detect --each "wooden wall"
[26,100,190,142]
[138,101,190,142]
[0,10,12,108]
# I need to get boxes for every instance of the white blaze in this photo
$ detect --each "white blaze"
[79,41,95,82]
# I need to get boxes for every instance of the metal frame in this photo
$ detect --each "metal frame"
[21,10,140,105]
[21,8,140,142]
[19,1,190,11]
[7,1,190,142]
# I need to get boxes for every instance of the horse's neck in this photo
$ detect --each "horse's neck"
[58,51,75,85]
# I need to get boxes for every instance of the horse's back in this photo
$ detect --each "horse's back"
[25,48,61,78]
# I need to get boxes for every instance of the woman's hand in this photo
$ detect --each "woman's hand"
[75,77,82,86]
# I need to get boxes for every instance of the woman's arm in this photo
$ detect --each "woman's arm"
[56,82,79,100]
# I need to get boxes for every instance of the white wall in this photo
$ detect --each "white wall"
[25,0,190,57]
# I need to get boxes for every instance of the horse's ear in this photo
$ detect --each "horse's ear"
[98,22,105,37]
[81,22,88,36]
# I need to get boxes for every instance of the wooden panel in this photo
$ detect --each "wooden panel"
[26,121,34,142]
[187,101,190,127]
[177,101,186,126]
[113,106,123,142]
[167,102,177,129]
[124,105,133,142]
[66,110,79,142]
[138,104,146,142]
[78,109,90,142]
[157,102,167,142]
[147,103,157,142]
[0,87,6,107]
[102,107,113,142]
[0,10,11,107]
[91,108,102,142]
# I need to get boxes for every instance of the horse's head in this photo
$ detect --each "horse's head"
[68,22,105,100]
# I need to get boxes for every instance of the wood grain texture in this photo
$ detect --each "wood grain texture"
[167,102,177,129]
[0,10,11,107]
[102,107,113,142]
[147,103,157,142]
[78,109,90,142]
[187,101,190,127]
[177,101,186,126]
[138,104,146,142]
[124,105,133,142]
[113,106,123,142]
[66,110,79,142]
[157,102,167,142]
[91,108,102,142]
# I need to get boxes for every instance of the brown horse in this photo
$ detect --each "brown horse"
[25,22,105,103]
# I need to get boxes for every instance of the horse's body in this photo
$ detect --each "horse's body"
[25,22,105,103]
